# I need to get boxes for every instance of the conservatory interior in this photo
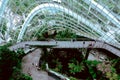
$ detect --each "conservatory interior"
[0,0,120,80]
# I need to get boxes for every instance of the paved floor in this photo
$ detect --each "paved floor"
[22,49,55,80]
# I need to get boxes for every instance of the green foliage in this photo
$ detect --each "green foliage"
[0,21,7,35]
[85,60,101,67]
[69,76,78,80]
[111,58,120,67]
[40,43,120,79]
[40,61,46,70]
[55,29,77,38]
[34,24,47,41]
[105,66,120,80]
[68,61,84,74]
[85,60,101,79]
[96,59,120,80]
[5,41,13,47]
[20,74,32,80]
[36,28,77,40]
[9,0,36,14]
[53,59,62,72]
[10,67,32,80]
[0,45,20,80]
[105,59,120,80]
[88,66,97,79]
[106,72,119,80]
[0,45,32,80]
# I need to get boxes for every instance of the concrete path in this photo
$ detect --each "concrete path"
[22,49,55,80]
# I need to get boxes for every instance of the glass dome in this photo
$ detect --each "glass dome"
[0,0,120,48]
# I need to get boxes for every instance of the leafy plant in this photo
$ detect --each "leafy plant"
[86,60,101,67]
[106,72,119,80]
[97,60,120,80]
[53,59,62,72]
[69,76,78,80]
[55,28,77,38]
[85,60,101,79]
[68,61,84,74]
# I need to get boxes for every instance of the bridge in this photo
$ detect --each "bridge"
[9,41,120,57]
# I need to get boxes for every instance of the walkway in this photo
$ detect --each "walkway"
[9,41,120,57]
[22,49,55,80]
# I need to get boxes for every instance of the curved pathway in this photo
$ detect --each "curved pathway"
[22,49,55,80]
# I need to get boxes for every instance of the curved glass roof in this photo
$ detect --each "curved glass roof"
[0,0,120,48]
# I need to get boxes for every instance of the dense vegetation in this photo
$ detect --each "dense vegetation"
[0,45,32,80]
[40,48,120,80]
[1,0,120,79]
[36,28,77,41]
[39,29,120,80]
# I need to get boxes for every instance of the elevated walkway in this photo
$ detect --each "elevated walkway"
[9,40,120,57]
